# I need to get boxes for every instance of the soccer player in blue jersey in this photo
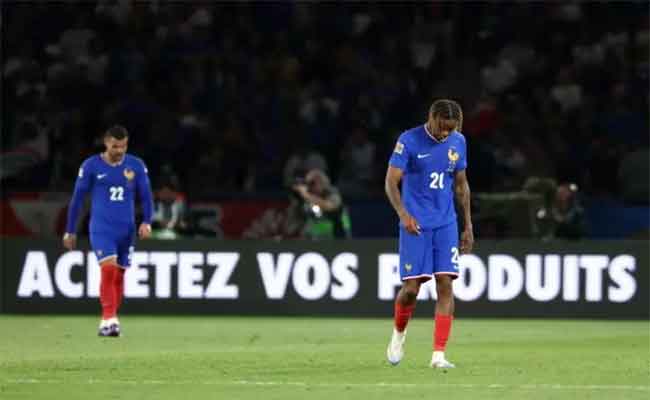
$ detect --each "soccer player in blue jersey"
[385,99,474,368]
[63,125,153,337]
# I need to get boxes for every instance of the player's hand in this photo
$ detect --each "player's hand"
[63,233,77,250]
[292,184,309,198]
[399,211,421,235]
[139,223,152,239]
[460,228,474,254]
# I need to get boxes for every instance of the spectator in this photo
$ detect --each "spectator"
[151,182,187,240]
[283,142,328,189]
[528,179,586,240]
[481,58,517,94]
[551,183,586,240]
[1,120,50,180]
[338,125,376,197]
[58,16,95,63]
[1,2,647,205]
[291,169,351,239]
[550,67,583,113]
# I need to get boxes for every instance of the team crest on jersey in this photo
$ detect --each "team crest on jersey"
[404,263,412,271]
[447,147,460,171]
[394,142,404,154]
[123,168,135,181]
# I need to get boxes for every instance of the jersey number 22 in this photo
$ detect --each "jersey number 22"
[109,186,124,201]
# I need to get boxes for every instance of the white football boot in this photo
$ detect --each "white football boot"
[430,351,455,369]
[386,328,406,365]
[108,317,121,337]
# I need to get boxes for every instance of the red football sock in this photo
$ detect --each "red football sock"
[434,314,453,351]
[114,267,125,315]
[394,300,416,332]
[100,264,118,320]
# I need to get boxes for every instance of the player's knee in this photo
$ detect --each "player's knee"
[435,277,453,298]
[401,284,420,301]
[404,289,418,302]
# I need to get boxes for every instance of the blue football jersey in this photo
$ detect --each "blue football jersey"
[66,154,153,234]
[388,125,467,229]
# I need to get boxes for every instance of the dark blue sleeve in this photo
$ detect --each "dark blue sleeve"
[66,160,93,233]
[136,160,154,224]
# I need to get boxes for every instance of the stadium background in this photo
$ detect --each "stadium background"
[1,2,649,400]
[2,1,649,239]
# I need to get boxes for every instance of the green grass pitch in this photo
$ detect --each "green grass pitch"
[0,316,648,400]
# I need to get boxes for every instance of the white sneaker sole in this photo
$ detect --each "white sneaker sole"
[430,361,455,369]
[386,346,403,366]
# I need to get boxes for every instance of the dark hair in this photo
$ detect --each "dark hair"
[105,125,129,139]
[429,99,463,132]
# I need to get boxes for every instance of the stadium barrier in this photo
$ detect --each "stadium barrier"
[1,238,648,318]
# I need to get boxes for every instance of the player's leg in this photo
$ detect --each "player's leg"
[430,223,460,368]
[100,258,123,337]
[112,229,135,336]
[387,228,433,365]
[99,257,119,320]
[394,278,421,331]
[115,230,135,315]
[91,232,121,337]
[387,278,423,365]
[432,274,455,368]
[114,267,125,314]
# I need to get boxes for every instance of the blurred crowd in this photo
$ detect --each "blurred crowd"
[3,1,649,205]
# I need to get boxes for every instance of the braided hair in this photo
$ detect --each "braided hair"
[429,99,463,132]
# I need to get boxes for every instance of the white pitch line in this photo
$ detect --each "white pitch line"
[3,379,649,392]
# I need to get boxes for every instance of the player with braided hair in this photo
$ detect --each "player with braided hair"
[385,99,474,368]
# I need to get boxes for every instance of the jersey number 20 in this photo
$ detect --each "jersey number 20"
[429,172,445,189]
[109,186,124,201]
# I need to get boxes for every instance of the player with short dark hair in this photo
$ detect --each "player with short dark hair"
[385,99,474,368]
[63,125,153,337]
